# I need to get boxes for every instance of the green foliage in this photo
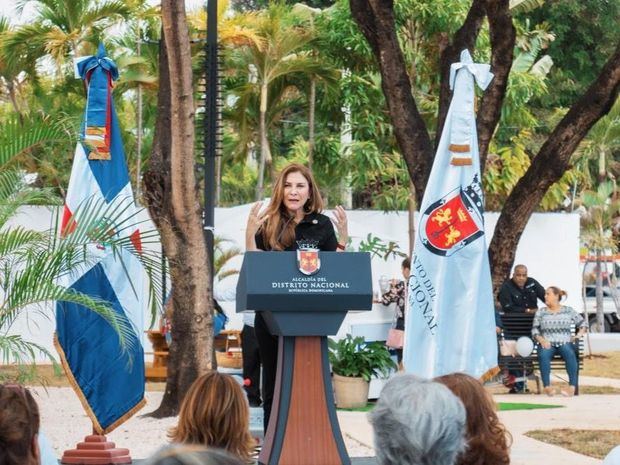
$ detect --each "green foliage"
[578,182,620,254]
[328,334,396,382]
[358,233,407,261]
[526,0,620,106]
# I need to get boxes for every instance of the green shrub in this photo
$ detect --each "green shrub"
[328,334,397,382]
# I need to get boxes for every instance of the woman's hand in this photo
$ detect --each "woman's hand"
[332,205,348,248]
[540,338,551,349]
[245,202,268,250]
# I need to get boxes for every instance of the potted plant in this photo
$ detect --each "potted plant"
[328,334,397,409]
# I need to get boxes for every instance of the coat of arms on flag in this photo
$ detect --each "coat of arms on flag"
[55,44,146,434]
[420,176,485,256]
[297,249,320,275]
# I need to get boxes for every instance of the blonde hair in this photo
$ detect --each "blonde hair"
[261,163,324,250]
[169,372,254,462]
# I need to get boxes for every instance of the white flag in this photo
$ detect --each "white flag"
[403,50,498,380]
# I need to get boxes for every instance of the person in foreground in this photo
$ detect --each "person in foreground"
[436,372,512,465]
[245,163,348,430]
[532,286,587,397]
[0,384,41,465]
[369,374,466,465]
[144,444,244,465]
[169,372,255,463]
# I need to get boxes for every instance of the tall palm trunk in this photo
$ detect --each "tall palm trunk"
[7,82,23,124]
[598,148,606,183]
[143,2,213,417]
[136,30,143,202]
[255,82,269,200]
[595,250,605,332]
[407,181,416,257]
[308,77,316,168]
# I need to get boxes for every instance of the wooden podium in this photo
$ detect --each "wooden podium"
[237,252,372,465]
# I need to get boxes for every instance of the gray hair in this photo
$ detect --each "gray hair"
[369,374,467,465]
[143,444,244,465]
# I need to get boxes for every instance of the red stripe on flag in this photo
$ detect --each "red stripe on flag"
[61,205,76,236]
[130,229,142,254]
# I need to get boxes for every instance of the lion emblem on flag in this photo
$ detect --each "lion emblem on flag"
[419,176,485,256]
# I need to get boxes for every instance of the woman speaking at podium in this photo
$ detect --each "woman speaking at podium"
[245,163,349,430]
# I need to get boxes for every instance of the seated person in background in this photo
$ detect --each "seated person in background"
[436,372,512,465]
[532,286,587,397]
[144,444,243,465]
[169,372,255,463]
[380,257,410,364]
[0,384,40,465]
[369,374,466,465]
[498,264,545,314]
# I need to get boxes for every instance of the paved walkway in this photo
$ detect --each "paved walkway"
[338,383,620,465]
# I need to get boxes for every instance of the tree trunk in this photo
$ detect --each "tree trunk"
[7,81,23,125]
[598,148,606,183]
[407,181,416,258]
[136,31,143,202]
[595,251,605,332]
[142,3,213,417]
[350,0,434,196]
[488,43,620,296]
[308,77,316,168]
[350,2,620,301]
[255,82,269,200]
[436,0,486,146]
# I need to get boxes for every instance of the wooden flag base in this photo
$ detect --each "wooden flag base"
[61,435,132,464]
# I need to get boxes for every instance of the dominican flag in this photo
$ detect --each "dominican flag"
[55,44,145,434]
[403,50,498,380]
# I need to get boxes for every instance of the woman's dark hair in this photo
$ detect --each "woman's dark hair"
[0,384,40,465]
[401,257,411,270]
[435,373,511,465]
[548,286,567,301]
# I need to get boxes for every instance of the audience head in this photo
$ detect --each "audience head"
[545,286,567,307]
[144,444,244,465]
[0,384,41,465]
[511,264,528,288]
[436,372,511,465]
[169,372,254,462]
[401,258,411,280]
[369,374,466,465]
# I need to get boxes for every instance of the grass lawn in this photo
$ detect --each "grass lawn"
[497,402,562,411]
[526,429,620,459]
[582,352,620,379]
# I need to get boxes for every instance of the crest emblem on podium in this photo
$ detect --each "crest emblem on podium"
[297,248,320,275]
[419,176,485,257]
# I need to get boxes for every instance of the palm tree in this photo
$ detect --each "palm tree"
[577,101,620,187]
[228,3,334,199]
[4,0,129,72]
[579,182,620,332]
[0,115,161,367]
[0,16,37,122]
